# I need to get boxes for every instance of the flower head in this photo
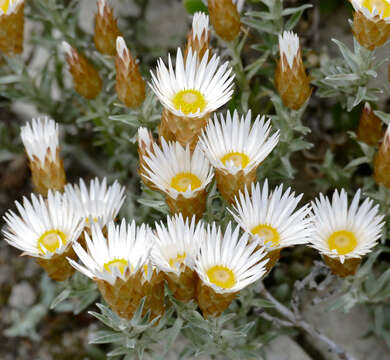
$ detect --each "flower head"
[64,178,126,228]
[351,0,390,22]
[0,0,23,15]
[278,31,300,71]
[230,180,312,250]
[142,138,213,199]
[195,223,268,294]
[151,214,205,276]
[150,48,235,118]
[199,110,279,175]
[310,189,384,263]
[69,220,151,285]
[2,191,83,259]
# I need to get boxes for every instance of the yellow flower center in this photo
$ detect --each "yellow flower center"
[172,89,207,115]
[221,152,250,169]
[170,172,201,192]
[251,224,280,247]
[207,265,236,289]
[362,0,390,17]
[169,252,186,269]
[328,230,358,255]
[0,0,10,12]
[37,229,67,254]
[103,259,129,275]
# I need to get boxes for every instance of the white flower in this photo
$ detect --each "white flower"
[150,48,235,118]
[2,191,83,259]
[151,214,205,275]
[230,180,312,250]
[191,11,209,40]
[278,31,300,71]
[310,189,385,263]
[64,177,126,228]
[350,0,390,22]
[142,138,214,199]
[69,220,151,285]
[20,117,59,166]
[0,0,23,16]
[195,222,268,294]
[199,110,279,175]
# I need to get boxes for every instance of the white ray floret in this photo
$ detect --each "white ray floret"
[278,31,300,70]
[150,48,235,118]
[191,11,209,40]
[310,189,385,263]
[230,180,312,250]
[350,0,390,22]
[0,0,23,16]
[69,220,152,285]
[137,127,153,149]
[195,222,268,294]
[199,110,280,176]
[151,214,205,275]
[64,177,126,228]
[20,117,59,166]
[2,191,84,259]
[142,138,214,199]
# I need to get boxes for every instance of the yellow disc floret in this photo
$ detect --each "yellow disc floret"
[251,224,280,246]
[172,89,207,115]
[207,265,236,289]
[328,230,358,255]
[37,229,67,254]
[170,172,201,192]
[362,0,390,18]
[0,0,10,13]
[169,252,186,269]
[221,152,250,169]
[104,259,128,275]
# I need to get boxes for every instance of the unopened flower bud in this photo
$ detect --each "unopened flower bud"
[0,0,24,55]
[115,37,146,108]
[208,0,241,42]
[374,126,390,187]
[94,0,121,56]
[275,31,312,110]
[62,41,102,100]
[356,103,383,146]
[184,12,211,62]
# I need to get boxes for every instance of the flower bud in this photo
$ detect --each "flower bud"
[62,41,102,100]
[0,0,24,55]
[94,0,121,56]
[115,37,146,108]
[208,0,241,42]
[275,31,312,110]
[184,11,211,62]
[374,125,390,187]
[356,103,383,146]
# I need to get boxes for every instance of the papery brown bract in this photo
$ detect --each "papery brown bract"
[208,0,241,42]
[0,1,24,55]
[356,103,383,146]
[323,255,361,278]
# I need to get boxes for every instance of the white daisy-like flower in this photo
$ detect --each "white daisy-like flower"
[0,0,23,16]
[150,48,235,118]
[151,214,205,276]
[202,0,245,13]
[199,110,280,176]
[69,220,151,285]
[230,180,312,250]
[310,189,385,263]
[2,191,83,259]
[20,117,59,166]
[142,138,214,199]
[278,31,300,71]
[64,177,126,228]
[195,222,268,294]
[351,0,390,22]
[191,11,209,40]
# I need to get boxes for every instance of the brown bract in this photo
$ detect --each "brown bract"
[323,255,361,278]
[0,1,24,54]
[352,11,390,51]
[184,28,211,62]
[165,266,198,302]
[208,0,241,42]
[165,190,207,220]
[356,104,383,146]
[374,135,390,187]
[275,50,312,110]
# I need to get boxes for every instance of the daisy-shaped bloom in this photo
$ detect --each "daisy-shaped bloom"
[0,0,24,54]
[199,110,279,203]
[69,221,157,319]
[195,222,268,317]
[142,138,213,219]
[151,214,205,302]
[310,189,384,277]
[64,177,126,229]
[21,117,66,196]
[2,191,83,281]
[230,180,312,271]
[185,12,210,62]
[350,0,390,50]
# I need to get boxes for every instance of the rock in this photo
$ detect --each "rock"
[8,281,36,308]
[263,335,312,360]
